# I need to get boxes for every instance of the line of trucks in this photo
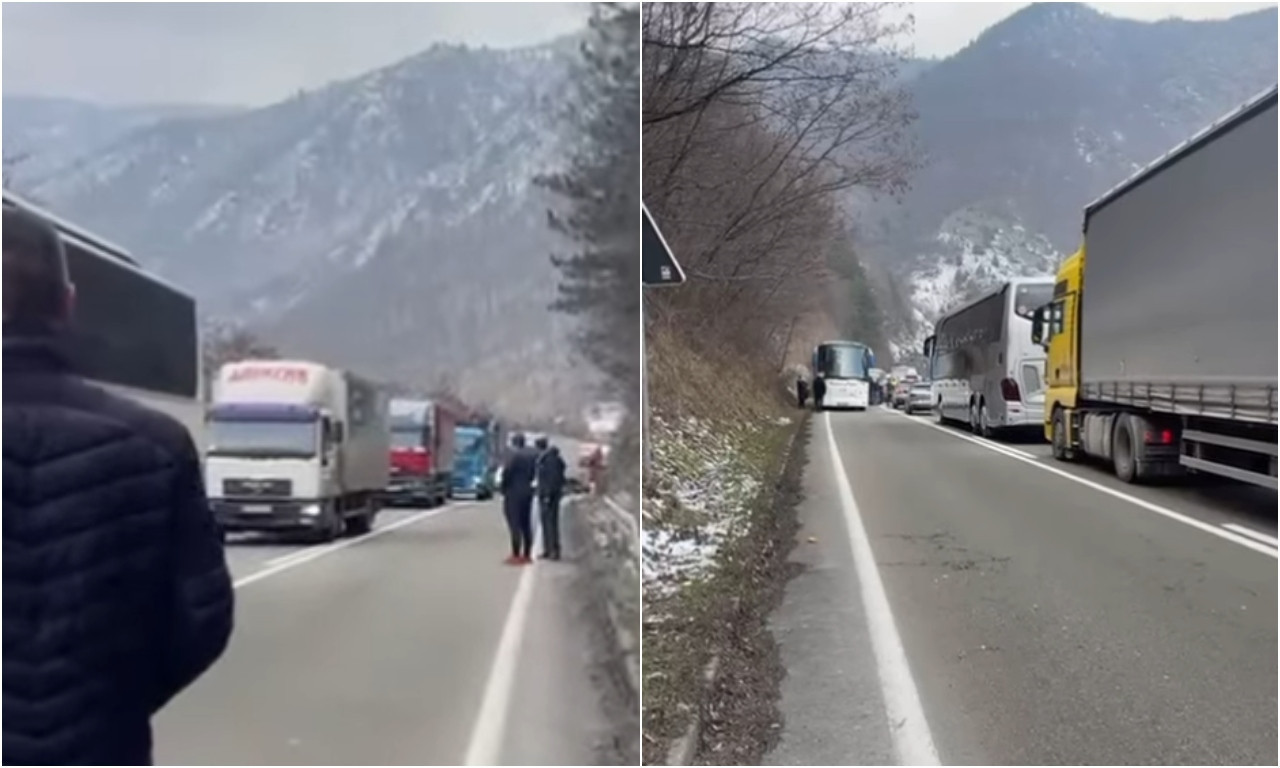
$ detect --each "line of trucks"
[204,360,508,541]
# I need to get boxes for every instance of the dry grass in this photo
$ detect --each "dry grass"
[642,327,807,764]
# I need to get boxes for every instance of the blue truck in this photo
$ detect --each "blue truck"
[452,420,501,499]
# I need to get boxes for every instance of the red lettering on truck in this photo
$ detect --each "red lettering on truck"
[227,366,309,384]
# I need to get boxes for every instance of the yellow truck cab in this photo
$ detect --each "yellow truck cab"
[1033,247,1083,451]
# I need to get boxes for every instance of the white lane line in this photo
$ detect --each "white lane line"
[887,413,1279,560]
[824,412,941,766]
[887,408,1039,458]
[1223,523,1279,548]
[232,504,472,589]
[265,547,322,569]
[464,515,542,766]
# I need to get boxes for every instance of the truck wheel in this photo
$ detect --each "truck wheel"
[313,507,342,543]
[1051,409,1074,461]
[346,508,374,536]
[1112,415,1139,484]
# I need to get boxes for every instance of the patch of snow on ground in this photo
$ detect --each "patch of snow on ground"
[642,414,763,600]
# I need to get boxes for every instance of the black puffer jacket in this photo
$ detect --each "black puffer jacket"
[536,446,567,497]
[3,334,234,765]
[500,446,540,499]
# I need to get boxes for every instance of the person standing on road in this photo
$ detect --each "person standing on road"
[533,435,549,479]
[797,377,809,409]
[813,374,827,410]
[537,443,567,560]
[2,205,235,766]
[499,432,538,564]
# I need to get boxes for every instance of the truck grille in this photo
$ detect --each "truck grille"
[223,478,292,498]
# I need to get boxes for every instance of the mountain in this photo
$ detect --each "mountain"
[858,3,1278,359]
[5,39,593,420]
[3,95,243,179]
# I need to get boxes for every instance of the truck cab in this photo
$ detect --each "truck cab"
[387,398,455,507]
[1032,247,1084,445]
[452,422,496,500]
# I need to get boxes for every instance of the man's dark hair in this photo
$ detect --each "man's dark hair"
[3,205,69,326]
[534,436,549,450]
[511,433,526,448]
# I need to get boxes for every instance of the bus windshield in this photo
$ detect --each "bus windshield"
[816,345,870,379]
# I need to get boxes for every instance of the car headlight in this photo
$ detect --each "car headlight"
[301,504,322,516]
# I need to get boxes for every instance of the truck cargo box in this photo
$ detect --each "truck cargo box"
[1080,86,1277,424]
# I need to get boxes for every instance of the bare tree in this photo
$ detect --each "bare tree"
[642,1,919,364]
[202,327,280,392]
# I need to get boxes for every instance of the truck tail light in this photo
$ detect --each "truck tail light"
[1000,378,1021,402]
[1144,428,1175,445]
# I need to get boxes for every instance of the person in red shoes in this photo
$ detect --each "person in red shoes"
[499,433,539,564]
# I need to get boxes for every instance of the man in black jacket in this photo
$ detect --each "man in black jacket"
[536,444,568,560]
[2,205,235,766]
[499,433,538,564]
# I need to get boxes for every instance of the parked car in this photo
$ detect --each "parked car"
[891,381,912,409]
[904,381,933,415]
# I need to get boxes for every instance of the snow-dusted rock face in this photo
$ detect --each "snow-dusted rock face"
[861,4,1277,361]
[5,38,589,415]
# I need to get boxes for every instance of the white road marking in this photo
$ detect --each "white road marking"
[1223,523,1279,548]
[886,412,1279,560]
[232,504,472,589]
[265,547,321,569]
[889,408,1038,458]
[464,516,542,766]
[824,412,941,766]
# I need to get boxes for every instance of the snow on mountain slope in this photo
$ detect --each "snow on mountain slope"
[890,208,1059,360]
[9,39,592,418]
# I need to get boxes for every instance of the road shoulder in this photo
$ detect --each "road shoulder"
[764,414,894,766]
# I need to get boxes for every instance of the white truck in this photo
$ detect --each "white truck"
[205,360,390,541]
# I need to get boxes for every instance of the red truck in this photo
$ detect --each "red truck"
[386,397,462,507]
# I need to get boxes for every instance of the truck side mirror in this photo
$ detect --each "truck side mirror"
[922,335,935,358]
[1030,307,1045,346]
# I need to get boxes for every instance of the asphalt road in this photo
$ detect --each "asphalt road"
[767,406,1276,766]
[154,495,627,765]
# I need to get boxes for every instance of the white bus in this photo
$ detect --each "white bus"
[3,192,204,447]
[812,340,877,410]
[923,277,1054,437]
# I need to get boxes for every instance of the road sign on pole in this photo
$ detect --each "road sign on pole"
[642,204,685,287]
[641,203,684,480]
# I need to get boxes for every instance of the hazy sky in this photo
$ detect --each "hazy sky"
[2,2,1273,106]
[905,2,1275,58]
[2,2,592,106]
